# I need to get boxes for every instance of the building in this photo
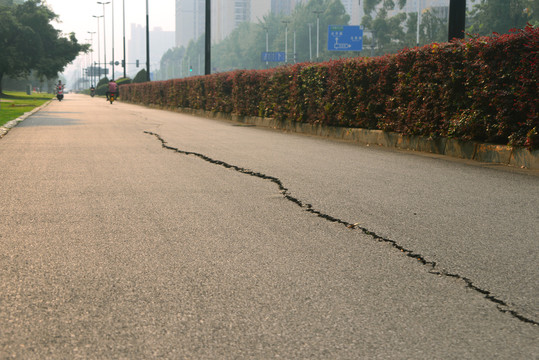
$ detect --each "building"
[271,0,292,15]
[214,0,254,43]
[390,0,449,17]
[270,0,309,16]
[250,0,271,22]
[341,0,361,25]
[176,0,206,48]
[234,0,250,27]
[176,0,272,46]
[176,0,386,50]
[128,24,175,77]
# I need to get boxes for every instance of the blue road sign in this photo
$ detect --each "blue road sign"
[261,52,286,62]
[327,25,363,51]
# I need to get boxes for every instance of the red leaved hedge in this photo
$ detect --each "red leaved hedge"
[121,25,538,149]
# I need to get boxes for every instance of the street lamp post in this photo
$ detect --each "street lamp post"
[448,0,466,41]
[92,15,103,79]
[263,26,269,67]
[370,30,376,57]
[204,0,211,75]
[111,0,115,80]
[293,30,296,63]
[122,0,126,78]
[416,0,420,46]
[313,10,323,59]
[146,0,150,81]
[84,39,91,89]
[87,31,96,85]
[282,20,290,63]
[308,23,312,61]
[97,2,111,79]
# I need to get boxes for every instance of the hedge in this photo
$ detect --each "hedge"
[121,25,538,149]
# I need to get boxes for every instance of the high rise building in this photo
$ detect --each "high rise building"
[176,0,271,45]
[270,0,307,15]
[340,0,361,24]
[251,0,272,23]
[234,0,250,27]
[216,0,251,41]
[128,25,174,77]
[176,0,206,48]
[390,0,449,16]
[271,0,292,15]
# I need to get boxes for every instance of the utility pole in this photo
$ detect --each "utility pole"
[293,30,296,63]
[282,20,290,63]
[308,23,312,61]
[97,2,110,78]
[146,0,150,81]
[92,15,103,79]
[264,26,269,67]
[122,0,126,78]
[87,31,96,85]
[416,0,420,46]
[205,0,211,75]
[111,0,115,80]
[448,0,466,41]
[313,10,323,59]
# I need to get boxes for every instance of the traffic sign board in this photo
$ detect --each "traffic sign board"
[261,52,286,62]
[327,25,363,51]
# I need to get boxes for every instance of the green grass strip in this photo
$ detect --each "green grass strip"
[0,91,52,127]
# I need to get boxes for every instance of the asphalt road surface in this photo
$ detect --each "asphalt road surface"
[1,94,537,359]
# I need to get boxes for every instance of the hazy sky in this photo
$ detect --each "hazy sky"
[45,0,175,52]
[43,0,175,79]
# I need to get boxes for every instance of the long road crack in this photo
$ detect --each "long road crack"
[145,130,538,327]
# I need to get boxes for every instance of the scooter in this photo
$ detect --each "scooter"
[90,88,95,97]
[56,88,64,101]
[109,92,116,104]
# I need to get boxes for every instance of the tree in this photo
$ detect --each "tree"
[156,46,186,80]
[155,0,353,78]
[212,21,260,71]
[361,0,408,55]
[0,0,24,6]
[183,35,206,75]
[299,0,351,61]
[0,0,88,95]
[212,0,351,68]
[467,0,538,35]
[420,8,448,44]
[133,69,148,83]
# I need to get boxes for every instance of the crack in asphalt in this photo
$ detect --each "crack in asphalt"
[145,131,538,326]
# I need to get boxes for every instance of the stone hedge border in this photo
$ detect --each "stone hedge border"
[156,105,539,170]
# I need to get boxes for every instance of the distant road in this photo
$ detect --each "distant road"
[1,94,537,358]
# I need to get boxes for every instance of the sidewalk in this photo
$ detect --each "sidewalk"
[0,100,52,139]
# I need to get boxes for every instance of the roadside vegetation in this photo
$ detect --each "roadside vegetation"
[123,25,538,150]
[0,91,51,127]
[0,0,88,95]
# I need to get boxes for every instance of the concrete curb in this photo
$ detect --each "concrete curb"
[0,100,52,139]
[163,106,539,170]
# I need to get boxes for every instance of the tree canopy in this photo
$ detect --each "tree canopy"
[0,0,88,94]
[467,0,538,35]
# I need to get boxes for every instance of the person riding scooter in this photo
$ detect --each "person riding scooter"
[106,79,118,101]
[56,80,65,101]
[90,85,96,97]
